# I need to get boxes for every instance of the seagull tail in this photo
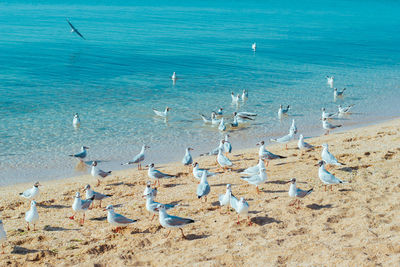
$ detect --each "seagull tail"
[106,194,113,197]
[278,155,287,159]
[270,138,277,142]
[306,188,313,195]
[107,171,112,174]
[340,180,349,184]
[19,192,23,196]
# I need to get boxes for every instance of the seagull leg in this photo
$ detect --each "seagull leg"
[289,200,296,206]
[296,200,301,210]
[1,243,4,254]
[150,214,155,221]
[33,224,36,231]
[237,215,240,225]
[96,179,100,187]
[99,200,102,208]
[180,228,186,239]
[286,144,288,150]
[330,185,333,191]
[27,222,30,231]
[69,214,75,220]
[247,216,253,226]
[205,196,207,202]
[324,185,327,192]
[165,230,171,238]
[256,186,260,194]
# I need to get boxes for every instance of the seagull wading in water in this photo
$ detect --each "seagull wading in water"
[69,146,89,161]
[66,19,86,40]
[73,113,80,128]
[326,76,334,88]
[286,178,313,209]
[155,204,195,239]
[20,181,41,201]
[318,161,348,191]
[105,205,137,233]
[153,107,171,118]
[252,42,256,52]
[230,196,252,226]
[322,118,342,135]
[91,161,112,186]
[122,145,149,170]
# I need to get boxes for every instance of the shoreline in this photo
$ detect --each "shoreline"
[0,117,399,265]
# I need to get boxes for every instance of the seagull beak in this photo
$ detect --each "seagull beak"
[103,208,107,211]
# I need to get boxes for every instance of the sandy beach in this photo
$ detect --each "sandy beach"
[0,118,399,266]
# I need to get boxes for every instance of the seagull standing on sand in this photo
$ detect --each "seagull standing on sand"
[105,205,137,233]
[297,134,314,150]
[241,158,265,175]
[321,144,344,166]
[156,204,195,239]
[219,184,232,211]
[197,171,211,202]
[318,161,348,191]
[182,147,194,170]
[241,167,267,194]
[69,146,89,161]
[73,113,80,128]
[19,181,41,200]
[122,145,149,170]
[224,134,232,154]
[147,163,176,186]
[326,76,334,88]
[91,161,112,186]
[287,178,313,209]
[278,105,290,117]
[84,184,111,208]
[217,147,233,170]
[25,200,39,231]
[270,130,295,150]
[192,162,216,181]
[257,141,286,166]
[230,196,252,225]
[252,43,256,52]
[242,89,248,100]
[153,107,171,118]
[143,181,157,198]
[66,19,86,40]
[69,192,95,225]
[322,118,342,135]
[145,193,176,221]
[0,216,6,253]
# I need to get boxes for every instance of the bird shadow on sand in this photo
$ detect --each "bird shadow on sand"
[11,246,39,255]
[185,234,209,241]
[338,188,352,192]
[106,182,124,186]
[84,160,108,165]
[261,189,287,194]
[163,183,184,188]
[306,204,333,210]
[167,200,182,206]
[211,201,221,207]
[274,161,297,166]
[43,225,80,232]
[37,203,69,209]
[89,216,107,221]
[251,216,282,226]
[212,183,238,187]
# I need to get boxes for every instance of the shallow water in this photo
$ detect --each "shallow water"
[1,0,400,185]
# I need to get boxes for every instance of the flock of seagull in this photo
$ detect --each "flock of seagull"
[0,59,355,251]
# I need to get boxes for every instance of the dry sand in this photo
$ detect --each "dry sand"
[0,118,399,266]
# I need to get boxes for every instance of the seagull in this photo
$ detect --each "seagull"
[19,181,41,200]
[153,107,171,118]
[224,135,232,154]
[182,147,194,169]
[0,216,6,253]
[147,163,176,186]
[192,162,216,181]
[231,115,239,128]
[278,105,290,117]
[334,88,346,98]
[257,141,286,166]
[199,140,225,156]
[219,184,232,211]
[91,161,112,186]
[25,200,39,231]
[69,192,95,225]
[326,76,334,88]
[211,112,221,125]
[237,111,257,117]
[234,112,254,123]
[286,178,313,209]
[69,146,89,161]
[230,196,252,226]
[241,167,267,194]
[231,92,240,103]
[297,134,314,150]
[322,118,342,135]
[321,108,338,119]
[318,161,348,191]
[121,145,149,170]
[171,72,177,81]
[216,107,224,116]
[105,205,137,233]
[73,113,80,128]
[338,104,354,114]
[197,171,211,201]
[321,144,344,167]
[156,204,195,239]
[252,42,256,52]
[241,158,265,175]
[217,147,233,170]
[145,193,176,221]
[270,131,295,150]
[83,184,111,208]
[290,119,297,134]
[218,118,226,131]
[143,181,157,198]
[242,89,248,100]
[200,113,212,124]
[66,19,86,40]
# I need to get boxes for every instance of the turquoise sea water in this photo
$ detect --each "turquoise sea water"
[1,0,400,185]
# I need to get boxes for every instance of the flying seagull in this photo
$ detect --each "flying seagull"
[66,19,86,40]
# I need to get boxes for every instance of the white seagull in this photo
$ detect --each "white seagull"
[321,143,344,166]
[297,134,314,150]
[321,108,338,119]
[200,139,225,156]
[69,192,95,225]
[156,204,195,239]
[322,118,342,135]
[0,216,6,253]
[84,184,111,208]
[224,134,232,154]
[242,89,248,100]
[216,107,224,116]
[334,88,346,98]
[257,141,286,166]
[230,196,252,225]
[287,178,313,209]
[153,107,171,118]
[278,105,290,117]
[252,42,256,52]
[241,158,265,175]
[197,171,211,201]
[290,119,297,134]
[147,163,176,186]
[122,145,149,170]
[69,146,89,161]
[192,162,216,181]
[105,205,137,232]
[171,72,177,81]
[73,113,80,128]
[219,184,232,211]
[91,161,112,186]
[145,193,176,221]
[19,181,41,200]
[318,161,348,191]
[338,104,354,114]
[326,76,334,88]
[241,167,267,194]
[143,181,157,199]
[25,200,39,231]
[270,130,295,150]
[182,147,194,168]
[218,118,226,131]
[217,147,233,169]
[66,19,85,40]
[231,92,240,103]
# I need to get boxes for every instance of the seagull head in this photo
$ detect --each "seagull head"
[321,108,326,112]
[239,197,246,204]
[92,161,98,167]
[299,134,304,139]
[154,204,166,212]
[82,146,89,150]
[75,192,81,198]
[166,107,171,111]
[34,181,41,187]
[146,163,155,168]
[74,113,79,118]
[144,145,150,149]
[104,205,114,211]
[83,184,91,191]
[31,200,37,207]
[322,143,328,149]
[334,88,338,92]
[256,141,265,146]
[192,162,198,167]
[287,178,296,184]
[186,147,194,151]
[318,160,325,167]
[226,184,231,190]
